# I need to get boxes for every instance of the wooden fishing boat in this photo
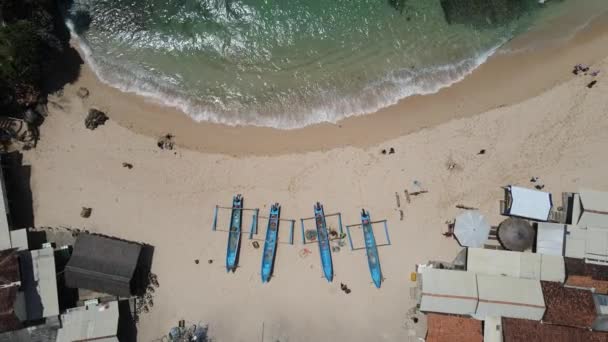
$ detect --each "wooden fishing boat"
[261,203,281,283]
[361,209,382,288]
[314,202,334,282]
[226,194,243,272]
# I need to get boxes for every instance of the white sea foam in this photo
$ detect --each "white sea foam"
[68,19,504,130]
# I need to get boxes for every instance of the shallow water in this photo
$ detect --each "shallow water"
[66,0,607,129]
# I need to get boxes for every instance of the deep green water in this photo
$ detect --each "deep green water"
[66,0,607,128]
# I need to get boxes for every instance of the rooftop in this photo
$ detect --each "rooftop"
[65,234,142,297]
[541,281,596,328]
[566,275,608,294]
[56,301,119,342]
[503,318,608,342]
[18,248,60,320]
[426,313,483,342]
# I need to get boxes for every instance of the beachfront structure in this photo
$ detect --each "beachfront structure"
[500,185,552,221]
[65,234,143,297]
[466,248,565,283]
[15,248,59,321]
[484,316,503,342]
[419,268,478,315]
[572,189,608,228]
[56,301,120,342]
[536,222,566,256]
[565,225,608,265]
[476,275,546,321]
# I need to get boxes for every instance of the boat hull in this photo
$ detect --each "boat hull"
[226,195,243,272]
[315,203,333,282]
[261,204,281,283]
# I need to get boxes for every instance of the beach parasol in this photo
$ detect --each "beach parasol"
[454,211,491,247]
[498,218,535,251]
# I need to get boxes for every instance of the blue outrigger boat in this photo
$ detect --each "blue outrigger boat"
[361,210,382,288]
[346,209,391,288]
[261,203,281,283]
[226,194,244,272]
[314,202,334,282]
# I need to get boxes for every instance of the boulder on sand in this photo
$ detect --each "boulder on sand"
[85,109,108,130]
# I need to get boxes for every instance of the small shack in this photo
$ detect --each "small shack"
[476,275,545,321]
[419,268,478,316]
[65,234,142,297]
[467,248,565,283]
[574,189,608,228]
[501,186,552,221]
[56,301,119,342]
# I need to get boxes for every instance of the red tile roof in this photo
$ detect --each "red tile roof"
[503,318,608,342]
[566,275,608,294]
[426,313,483,342]
[541,281,596,328]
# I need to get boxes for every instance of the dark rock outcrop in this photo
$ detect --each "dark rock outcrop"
[85,109,109,130]
[440,0,536,27]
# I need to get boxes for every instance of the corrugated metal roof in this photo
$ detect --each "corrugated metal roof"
[466,248,564,283]
[420,269,478,315]
[56,301,119,342]
[536,223,566,256]
[476,275,545,321]
[65,234,142,297]
[578,189,608,228]
[0,168,11,251]
[19,248,59,320]
[507,186,552,221]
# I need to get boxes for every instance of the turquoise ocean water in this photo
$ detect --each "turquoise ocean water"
[65,0,607,128]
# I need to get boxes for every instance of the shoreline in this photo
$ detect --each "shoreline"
[64,12,608,156]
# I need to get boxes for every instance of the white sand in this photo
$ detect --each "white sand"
[24,56,608,341]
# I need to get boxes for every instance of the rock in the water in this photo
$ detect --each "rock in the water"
[440,0,533,27]
[85,109,108,130]
[77,87,90,99]
[80,207,92,218]
[157,134,175,150]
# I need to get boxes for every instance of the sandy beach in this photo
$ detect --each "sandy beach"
[19,9,608,342]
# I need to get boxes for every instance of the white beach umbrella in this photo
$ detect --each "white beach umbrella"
[454,211,491,247]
